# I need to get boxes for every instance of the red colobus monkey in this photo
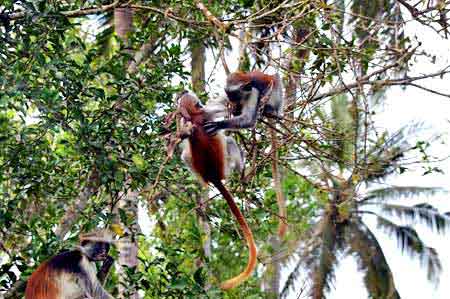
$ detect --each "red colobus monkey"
[25,231,114,299]
[181,95,245,178]
[203,71,283,134]
[203,71,287,238]
[178,92,256,290]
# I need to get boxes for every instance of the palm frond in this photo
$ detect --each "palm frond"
[281,214,345,299]
[280,252,308,299]
[95,12,114,57]
[362,186,443,203]
[346,220,400,299]
[309,213,346,299]
[330,95,354,170]
[382,203,450,234]
[364,124,425,182]
[364,146,405,182]
[281,227,320,298]
[309,219,338,299]
[424,247,442,282]
[377,216,442,283]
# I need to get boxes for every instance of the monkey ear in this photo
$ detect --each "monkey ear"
[179,107,191,121]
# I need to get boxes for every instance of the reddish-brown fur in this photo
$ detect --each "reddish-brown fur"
[25,261,59,299]
[179,93,257,289]
[180,94,226,183]
[226,71,279,90]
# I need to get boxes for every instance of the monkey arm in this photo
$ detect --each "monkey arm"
[204,88,259,135]
[97,256,114,284]
[78,262,114,299]
[180,140,193,169]
[178,118,193,139]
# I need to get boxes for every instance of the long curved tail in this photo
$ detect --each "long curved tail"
[269,122,287,238]
[213,180,257,290]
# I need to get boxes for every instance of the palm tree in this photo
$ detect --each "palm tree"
[280,95,448,299]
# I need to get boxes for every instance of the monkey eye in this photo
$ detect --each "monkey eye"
[241,83,252,92]
[195,102,202,108]
[225,89,240,102]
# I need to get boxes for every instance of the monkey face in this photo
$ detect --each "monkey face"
[179,94,203,120]
[225,82,252,103]
[82,241,110,261]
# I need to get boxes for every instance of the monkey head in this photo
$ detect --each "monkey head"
[81,240,110,261]
[79,230,113,261]
[225,72,253,103]
[178,92,204,122]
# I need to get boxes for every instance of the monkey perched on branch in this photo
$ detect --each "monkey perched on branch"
[204,71,288,238]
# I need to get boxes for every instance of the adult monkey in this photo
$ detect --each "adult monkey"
[178,92,256,290]
[25,231,114,299]
[181,95,245,178]
[204,71,287,237]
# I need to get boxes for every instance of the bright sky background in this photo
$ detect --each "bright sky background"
[320,22,450,299]
[137,16,450,299]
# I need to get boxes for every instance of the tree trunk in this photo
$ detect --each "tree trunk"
[113,7,139,299]
[114,188,140,299]
[285,27,310,115]
[189,38,206,94]
[114,7,133,43]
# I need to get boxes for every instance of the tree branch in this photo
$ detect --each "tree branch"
[309,65,450,102]
[5,2,207,27]
[7,1,121,20]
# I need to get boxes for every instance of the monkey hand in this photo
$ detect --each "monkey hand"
[97,256,114,284]
[203,121,224,135]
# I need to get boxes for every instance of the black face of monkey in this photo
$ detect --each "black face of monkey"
[81,241,110,261]
[225,82,253,103]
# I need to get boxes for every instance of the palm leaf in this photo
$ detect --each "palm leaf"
[364,146,405,182]
[95,12,114,57]
[281,214,345,299]
[364,124,425,182]
[346,219,400,299]
[309,218,338,299]
[377,216,442,283]
[362,186,443,203]
[280,225,320,298]
[330,95,354,170]
[382,203,450,233]
[309,214,346,299]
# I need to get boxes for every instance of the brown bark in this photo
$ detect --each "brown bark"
[113,8,139,299]
[189,39,206,94]
[114,7,133,42]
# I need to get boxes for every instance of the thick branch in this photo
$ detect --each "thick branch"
[5,2,206,27]
[127,36,160,74]
[7,1,121,20]
[195,1,228,31]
